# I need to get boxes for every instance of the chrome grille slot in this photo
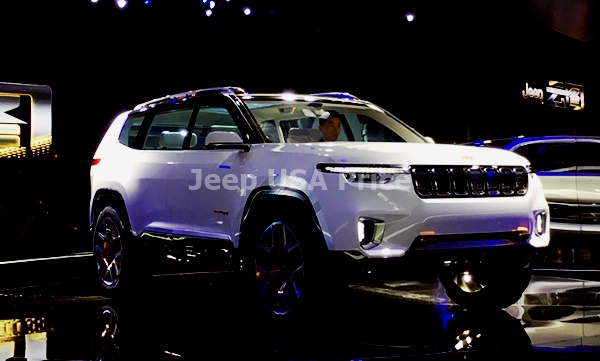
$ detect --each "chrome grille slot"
[432,168,451,196]
[500,167,515,196]
[485,167,500,196]
[514,167,528,195]
[411,165,528,198]
[450,167,469,196]
[468,167,485,196]
[412,168,433,196]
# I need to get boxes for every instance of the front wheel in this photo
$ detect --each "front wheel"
[439,264,532,310]
[254,220,306,316]
[240,212,335,322]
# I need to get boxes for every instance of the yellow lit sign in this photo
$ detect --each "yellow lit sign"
[0,83,52,158]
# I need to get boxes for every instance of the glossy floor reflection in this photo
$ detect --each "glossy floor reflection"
[0,269,598,361]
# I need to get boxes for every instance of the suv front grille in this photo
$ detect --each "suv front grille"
[411,165,528,198]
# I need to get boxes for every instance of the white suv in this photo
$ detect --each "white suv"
[90,87,550,320]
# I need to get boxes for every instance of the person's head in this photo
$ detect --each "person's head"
[318,111,342,141]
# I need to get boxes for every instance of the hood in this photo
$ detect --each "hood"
[271,142,530,166]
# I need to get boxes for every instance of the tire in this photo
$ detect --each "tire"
[92,305,120,360]
[240,210,333,323]
[439,264,532,310]
[92,206,130,296]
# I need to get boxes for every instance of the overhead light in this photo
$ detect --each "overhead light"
[115,0,128,9]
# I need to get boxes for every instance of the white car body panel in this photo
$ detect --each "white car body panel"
[91,139,550,255]
[89,88,553,314]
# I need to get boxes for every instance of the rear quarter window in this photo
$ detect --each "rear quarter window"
[118,114,145,148]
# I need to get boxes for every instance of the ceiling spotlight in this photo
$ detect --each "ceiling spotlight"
[115,0,128,9]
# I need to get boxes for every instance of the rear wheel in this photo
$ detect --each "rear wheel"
[92,206,129,295]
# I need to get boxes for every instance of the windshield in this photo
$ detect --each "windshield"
[245,99,428,144]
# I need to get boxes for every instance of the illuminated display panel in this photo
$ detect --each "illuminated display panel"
[0,83,52,158]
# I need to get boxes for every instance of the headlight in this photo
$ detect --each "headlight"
[317,163,409,184]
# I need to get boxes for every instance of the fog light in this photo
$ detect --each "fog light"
[534,210,547,236]
[358,217,385,250]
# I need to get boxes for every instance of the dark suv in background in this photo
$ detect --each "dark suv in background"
[472,135,600,265]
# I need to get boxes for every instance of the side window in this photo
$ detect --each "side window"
[514,142,576,172]
[259,119,280,142]
[190,105,240,149]
[575,142,600,173]
[118,114,145,148]
[345,114,364,140]
[280,113,354,142]
[118,100,243,150]
[357,115,403,142]
[143,107,194,150]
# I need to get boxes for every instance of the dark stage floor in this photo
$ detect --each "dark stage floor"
[0,262,599,361]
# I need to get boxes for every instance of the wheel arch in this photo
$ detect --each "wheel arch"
[240,186,325,250]
[90,189,132,231]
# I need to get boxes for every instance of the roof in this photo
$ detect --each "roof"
[133,87,365,112]
[467,135,600,150]
[501,135,600,150]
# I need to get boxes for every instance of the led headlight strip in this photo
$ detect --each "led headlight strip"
[317,163,410,184]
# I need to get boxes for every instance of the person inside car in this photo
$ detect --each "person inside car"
[318,111,342,141]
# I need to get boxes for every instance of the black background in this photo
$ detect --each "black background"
[0,0,598,274]
[1,0,598,174]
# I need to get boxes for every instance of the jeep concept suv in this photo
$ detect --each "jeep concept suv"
[90,87,550,319]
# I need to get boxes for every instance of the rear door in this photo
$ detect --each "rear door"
[573,139,600,235]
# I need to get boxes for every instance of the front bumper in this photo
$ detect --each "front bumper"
[330,242,538,283]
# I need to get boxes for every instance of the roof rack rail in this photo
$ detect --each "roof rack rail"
[134,86,246,110]
[311,92,360,101]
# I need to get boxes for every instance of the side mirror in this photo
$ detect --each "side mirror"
[205,131,250,151]
[424,136,435,144]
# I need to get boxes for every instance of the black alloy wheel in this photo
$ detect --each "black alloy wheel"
[253,220,306,316]
[93,206,126,293]
[439,265,532,310]
[93,305,120,359]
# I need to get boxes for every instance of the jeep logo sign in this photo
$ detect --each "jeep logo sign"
[522,81,585,111]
